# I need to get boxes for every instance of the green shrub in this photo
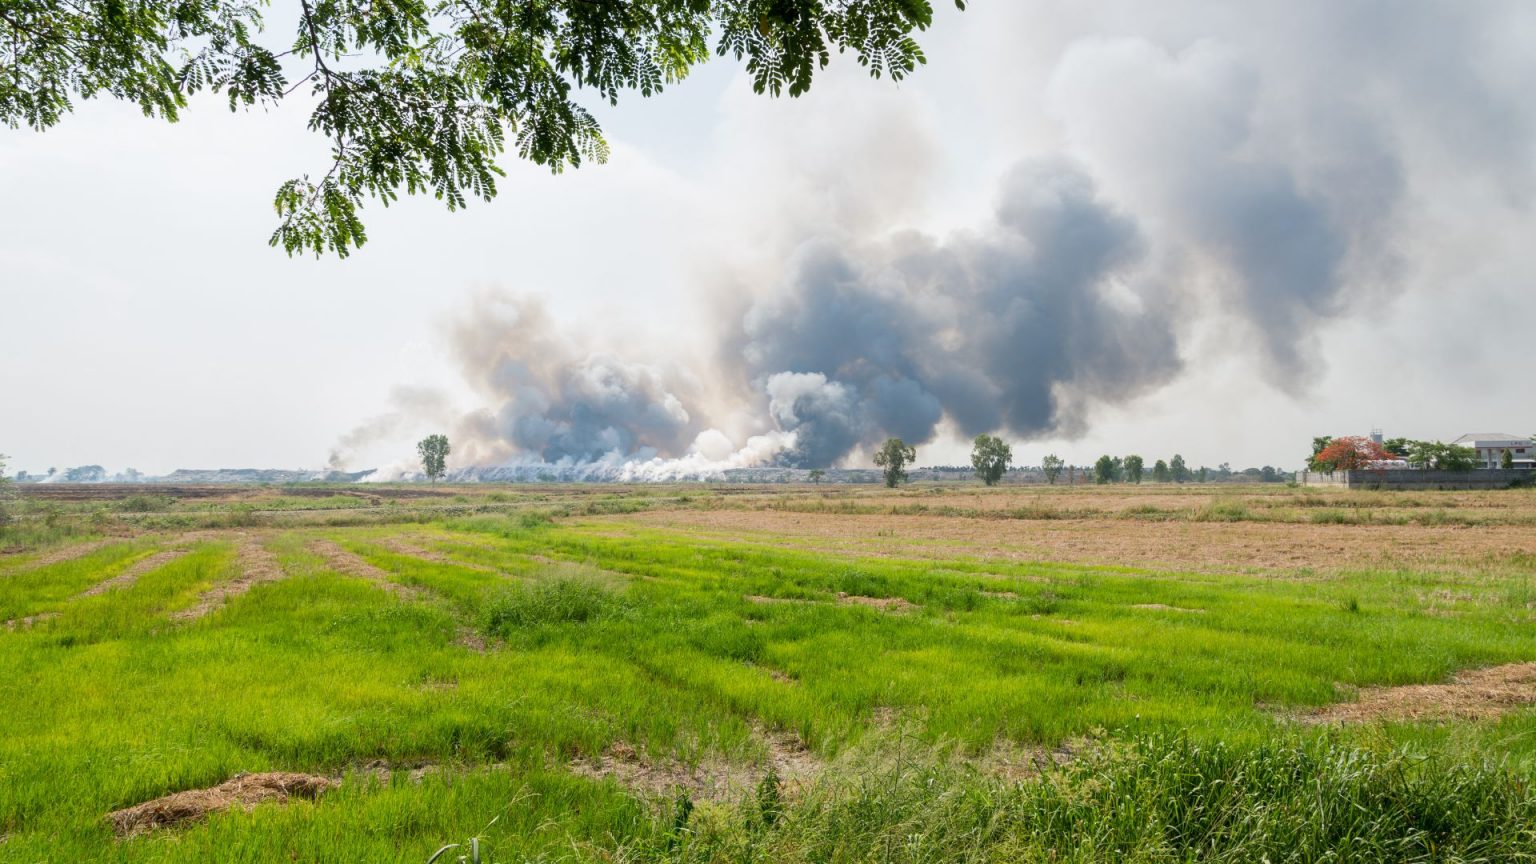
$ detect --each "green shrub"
[117,494,173,513]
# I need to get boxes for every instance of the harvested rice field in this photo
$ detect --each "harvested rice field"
[5,482,1536,862]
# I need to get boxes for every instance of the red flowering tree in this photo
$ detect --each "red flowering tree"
[1311,436,1393,473]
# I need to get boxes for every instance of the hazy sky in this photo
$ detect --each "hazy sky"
[4,1,1534,477]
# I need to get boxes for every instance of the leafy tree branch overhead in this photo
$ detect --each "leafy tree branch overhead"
[0,0,964,258]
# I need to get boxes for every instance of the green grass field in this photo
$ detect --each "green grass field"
[4,486,1536,861]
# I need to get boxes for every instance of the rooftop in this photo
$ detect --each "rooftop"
[1450,433,1530,445]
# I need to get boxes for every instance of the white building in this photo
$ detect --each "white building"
[1449,433,1535,469]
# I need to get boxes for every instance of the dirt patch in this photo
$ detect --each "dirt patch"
[1305,662,1536,724]
[745,594,813,605]
[982,739,1080,782]
[569,741,740,800]
[107,772,335,836]
[456,627,488,652]
[1130,603,1204,613]
[1,540,112,573]
[355,759,444,784]
[981,590,1020,599]
[760,727,823,787]
[377,537,500,574]
[3,611,59,631]
[172,536,287,621]
[570,728,823,802]
[765,667,796,685]
[78,549,193,598]
[308,539,423,601]
[837,592,917,613]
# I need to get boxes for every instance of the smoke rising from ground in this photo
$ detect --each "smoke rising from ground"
[333,2,1536,477]
[734,161,1177,467]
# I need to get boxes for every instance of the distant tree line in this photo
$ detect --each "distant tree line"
[1081,453,1275,485]
[950,438,1288,487]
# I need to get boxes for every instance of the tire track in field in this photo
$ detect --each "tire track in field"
[3,611,58,630]
[172,535,287,622]
[1,540,113,575]
[308,539,487,652]
[77,548,193,598]
[4,547,193,630]
[374,537,503,574]
[308,539,427,601]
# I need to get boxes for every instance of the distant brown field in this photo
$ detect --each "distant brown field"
[608,507,1536,576]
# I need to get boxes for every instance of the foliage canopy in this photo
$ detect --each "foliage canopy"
[1405,440,1477,472]
[1040,453,1063,485]
[969,434,1011,486]
[417,434,451,482]
[872,437,915,488]
[2,0,964,258]
[1311,436,1392,473]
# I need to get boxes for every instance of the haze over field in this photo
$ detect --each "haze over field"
[5,1,1535,477]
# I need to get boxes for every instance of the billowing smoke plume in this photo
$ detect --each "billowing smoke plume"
[444,295,702,465]
[333,2,1536,478]
[737,161,1178,467]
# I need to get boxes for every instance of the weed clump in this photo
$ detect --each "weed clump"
[1195,501,1253,522]
[483,570,626,636]
[657,735,1536,862]
[117,494,174,513]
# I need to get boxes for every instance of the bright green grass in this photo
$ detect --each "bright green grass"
[3,516,1536,861]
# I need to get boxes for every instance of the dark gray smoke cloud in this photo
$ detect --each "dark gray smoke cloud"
[737,160,1180,467]
[444,294,702,465]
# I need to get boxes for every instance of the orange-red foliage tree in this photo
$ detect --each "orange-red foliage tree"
[1311,436,1393,473]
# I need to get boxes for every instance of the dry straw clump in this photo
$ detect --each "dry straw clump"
[107,772,335,836]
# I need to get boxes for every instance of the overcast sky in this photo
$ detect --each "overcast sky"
[4,1,1534,477]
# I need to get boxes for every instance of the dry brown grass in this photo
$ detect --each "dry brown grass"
[375,537,500,573]
[307,539,422,601]
[173,536,285,621]
[837,592,917,612]
[569,727,823,802]
[1305,663,1536,724]
[606,508,1536,577]
[106,772,335,836]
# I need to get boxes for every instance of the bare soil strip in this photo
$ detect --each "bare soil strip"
[78,549,193,598]
[1,540,112,574]
[745,594,812,605]
[107,772,335,836]
[745,593,915,612]
[1306,662,1536,723]
[172,536,286,622]
[307,540,423,601]
[3,611,59,630]
[1130,603,1204,613]
[376,537,501,573]
[570,728,823,802]
[837,592,917,613]
[309,540,488,650]
[982,739,1081,782]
